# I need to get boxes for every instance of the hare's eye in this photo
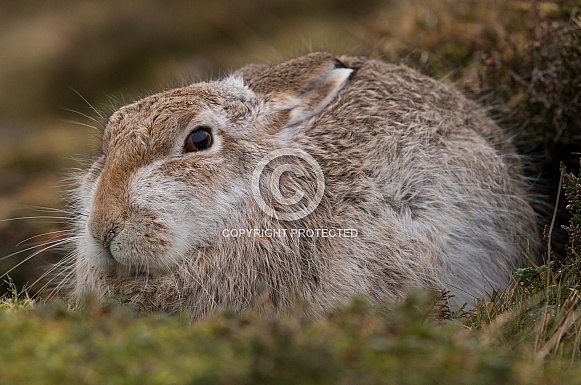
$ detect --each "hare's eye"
[185,127,212,152]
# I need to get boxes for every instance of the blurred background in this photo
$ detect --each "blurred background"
[0,0,579,296]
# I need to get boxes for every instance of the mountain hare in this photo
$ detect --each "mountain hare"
[71,52,540,318]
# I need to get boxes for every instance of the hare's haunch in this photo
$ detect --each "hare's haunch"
[71,53,540,318]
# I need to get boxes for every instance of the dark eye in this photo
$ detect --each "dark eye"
[185,127,213,152]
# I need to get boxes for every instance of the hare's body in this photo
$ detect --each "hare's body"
[72,53,540,317]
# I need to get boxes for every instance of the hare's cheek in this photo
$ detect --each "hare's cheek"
[128,163,223,243]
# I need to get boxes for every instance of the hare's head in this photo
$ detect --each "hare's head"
[75,53,352,279]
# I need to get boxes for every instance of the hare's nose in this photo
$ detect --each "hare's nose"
[103,227,119,247]
[102,227,122,259]
[87,214,124,260]
[88,155,133,248]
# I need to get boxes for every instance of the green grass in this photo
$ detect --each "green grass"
[1,286,581,384]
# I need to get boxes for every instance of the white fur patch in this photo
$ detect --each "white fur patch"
[287,68,352,126]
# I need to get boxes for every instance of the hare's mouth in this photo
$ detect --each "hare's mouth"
[106,262,168,281]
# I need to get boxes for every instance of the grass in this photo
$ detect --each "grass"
[1,285,581,384]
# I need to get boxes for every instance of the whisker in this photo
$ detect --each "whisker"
[62,107,103,125]
[68,87,105,120]
[0,238,73,274]
[0,237,69,263]
[23,206,69,214]
[33,253,76,299]
[30,261,67,295]
[183,256,216,308]
[45,256,76,293]
[62,119,100,131]
[47,270,75,300]
[16,230,71,247]
[0,216,69,223]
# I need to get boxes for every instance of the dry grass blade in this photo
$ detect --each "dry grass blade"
[536,289,581,360]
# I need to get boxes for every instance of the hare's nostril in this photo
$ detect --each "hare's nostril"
[86,227,118,263]
[104,226,123,260]
[105,228,117,244]
[87,221,122,262]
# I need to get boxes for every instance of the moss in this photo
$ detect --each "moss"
[0,294,524,385]
[5,291,581,384]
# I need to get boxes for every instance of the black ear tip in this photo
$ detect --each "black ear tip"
[334,58,357,80]
[333,58,347,68]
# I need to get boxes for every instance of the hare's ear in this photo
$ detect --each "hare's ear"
[242,53,353,127]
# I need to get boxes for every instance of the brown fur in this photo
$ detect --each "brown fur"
[70,53,541,319]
